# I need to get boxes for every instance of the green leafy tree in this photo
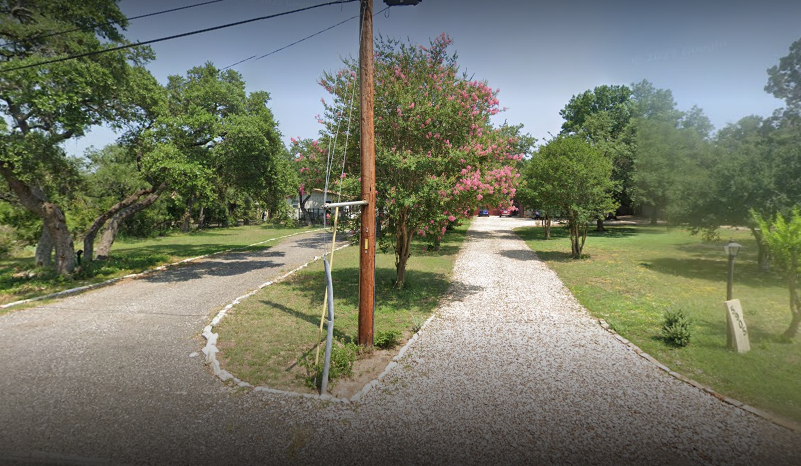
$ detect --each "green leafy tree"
[0,0,154,274]
[766,36,801,116]
[629,79,683,122]
[559,84,634,228]
[753,208,801,338]
[317,34,522,287]
[85,63,292,259]
[631,118,711,225]
[529,136,618,258]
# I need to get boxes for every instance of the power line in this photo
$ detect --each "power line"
[0,0,228,49]
[223,5,390,70]
[0,0,359,73]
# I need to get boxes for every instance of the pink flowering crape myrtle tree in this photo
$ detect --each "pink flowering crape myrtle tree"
[317,34,522,288]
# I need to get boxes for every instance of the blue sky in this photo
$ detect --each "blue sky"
[64,0,801,156]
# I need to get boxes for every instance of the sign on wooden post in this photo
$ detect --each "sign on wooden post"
[724,299,750,353]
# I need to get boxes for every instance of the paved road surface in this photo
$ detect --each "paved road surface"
[1,220,800,465]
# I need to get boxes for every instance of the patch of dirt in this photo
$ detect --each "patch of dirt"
[329,342,405,399]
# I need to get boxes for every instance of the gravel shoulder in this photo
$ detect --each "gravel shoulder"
[1,219,800,465]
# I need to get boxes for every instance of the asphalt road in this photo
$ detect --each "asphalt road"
[0,231,332,465]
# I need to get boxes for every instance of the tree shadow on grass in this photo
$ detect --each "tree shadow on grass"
[640,257,781,288]
[689,316,790,349]
[533,250,575,263]
[260,299,352,345]
[292,266,483,313]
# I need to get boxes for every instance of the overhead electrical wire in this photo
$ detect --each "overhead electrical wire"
[222,14,357,70]
[0,0,228,49]
[0,0,360,73]
[223,5,390,70]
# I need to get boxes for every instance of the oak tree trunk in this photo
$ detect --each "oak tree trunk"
[1,165,74,274]
[35,226,53,267]
[83,185,161,261]
[95,191,162,260]
[197,206,206,229]
[596,218,605,232]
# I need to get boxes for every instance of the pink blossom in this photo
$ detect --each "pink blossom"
[448,215,456,222]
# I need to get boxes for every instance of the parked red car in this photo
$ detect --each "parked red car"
[499,208,511,217]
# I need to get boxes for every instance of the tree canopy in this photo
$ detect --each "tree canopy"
[527,136,618,258]
[0,0,155,274]
[313,33,522,287]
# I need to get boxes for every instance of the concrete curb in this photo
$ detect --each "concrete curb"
[597,318,801,434]
[204,245,440,405]
[201,243,354,404]
[350,312,438,403]
[0,229,321,310]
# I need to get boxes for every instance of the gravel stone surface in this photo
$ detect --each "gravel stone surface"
[2,219,801,465]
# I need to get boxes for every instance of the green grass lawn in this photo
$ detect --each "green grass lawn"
[215,223,469,393]
[0,223,313,307]
[515,223,801,424]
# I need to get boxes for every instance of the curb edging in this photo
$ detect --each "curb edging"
[203,245,439,405]
[597,318,801,434]
[202,243,354,404]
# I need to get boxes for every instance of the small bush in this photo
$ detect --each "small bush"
[410,314,425,333]
[374,329,402,349]
[662,308,692,347]
[299,339,358,390]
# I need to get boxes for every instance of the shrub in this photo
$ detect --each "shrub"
[662,308,692,347]
[410,314,425,333]
[374,329,402,349]
[299,339,357,390]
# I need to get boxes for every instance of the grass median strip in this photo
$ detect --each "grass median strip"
[215,223,469,395]
[515,223,801,424]
[0,224,313,308]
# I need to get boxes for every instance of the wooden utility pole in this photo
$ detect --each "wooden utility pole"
[358,0,376,347]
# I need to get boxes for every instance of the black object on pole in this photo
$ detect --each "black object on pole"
[384,0,421,5]
[724,240,742,301]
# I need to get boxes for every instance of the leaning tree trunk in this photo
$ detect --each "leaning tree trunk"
[1,165,74,274]
[197,206,206,229]
[95,191,162,260]
[83,185,162,261]
[35,226,53,267]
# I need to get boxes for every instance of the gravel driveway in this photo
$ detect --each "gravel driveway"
[2,218,800,465]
